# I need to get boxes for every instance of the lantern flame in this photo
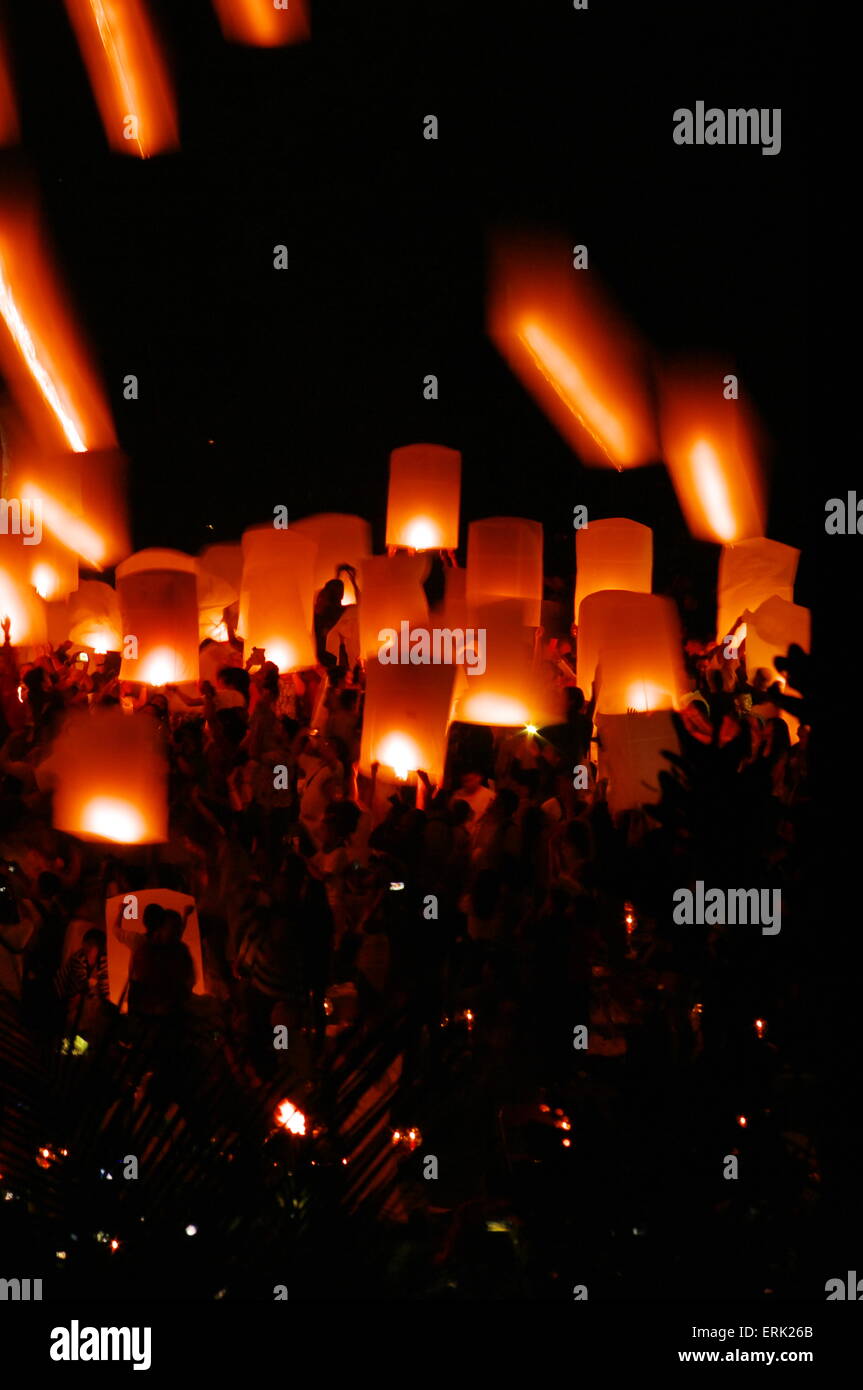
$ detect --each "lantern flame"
[80,796,147,843]
[403,517,442,552]
[378,732,420,782]
[210,0,311,47]
[275,1099,307,1136]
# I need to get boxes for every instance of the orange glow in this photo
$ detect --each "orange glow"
[453,598,563,730]
[576,592,684,716]
[0,200,117,454]
[357,553,430,660]
[275,1099,307,1136]
[0,23,19,146]
[67,579,122,652]
[716,539,799,650]
[116,550,201,684]
[52,709,168,844]
[290,514,371,597]
[210,0,311,47]
[20,482,106,568]
[360,658,455,786]
[737,1115,748,1128]
[0,550,48,647]
[385,444,461,551]
[377,732,421,782]
[754,1019,766,1039]
[63,0,179,157]
[488,233,658,468]
[659,363,766,543]
[467,517,543,627]
[574,518,652,623]
[239,527,318,674]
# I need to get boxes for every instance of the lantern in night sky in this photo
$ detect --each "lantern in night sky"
[385,444,461,552]
[467,517,543,627]
[116,549,200,685]
[743,595,811,687]
[360,658,455,785]
[238,526,318,673]
[291,513,372,599]
[574,518,652,623]
[716,537,799,648]
[454,598,563,728]
[66,579,122,653]
[576,591,685,715]
[358,553,430,661]
[50,708,168,844]
[210,0,311,46]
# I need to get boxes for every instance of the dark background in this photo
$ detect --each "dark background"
[2,0,810,603]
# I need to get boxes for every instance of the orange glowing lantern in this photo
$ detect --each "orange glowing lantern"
[659,364,766,543]
[50,708,168,843]
[62,0,179,156]
[357,553,430,661]
[574,518,652,623]
[210,0,310,46]
[238,526,318,673]
[196,558,239,642]
[0,534,48,647]
[0,197,117,455]
[467,517,543,628]
[25,534,79,602]
[453,598,563,729]
[10,445,131,570]
[596,710,679,815]
[116,549,200,685]
[360,657,455,786]
[385,444,461,552]
[0,21,19,146]
[716,538,799,649]
[488,232,659,469]
[742,596,810,688]
[576,591,685,715]
[290,513,372,599]
[66,579,122,652]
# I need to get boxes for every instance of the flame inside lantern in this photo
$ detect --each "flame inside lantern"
[275,1099,307,1136]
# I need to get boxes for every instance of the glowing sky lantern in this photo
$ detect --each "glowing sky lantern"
[0,535,48,647]
[66,579,122,652]
[574,518,652,623]
[597,710,680,815]
[0,21,19,146]
[210,0,310,46]
[576,591,685,716]
[290,513,372,599]
[238,525,318,673]
[385,444,461,552]
[360,659,455,786]
[487,232,659,469]
[467,517,543,628]
[454,598,563,729]
[50,708,167,844]
[659,363,766,543]
[742,595,810,687]
[357,553,430,662]
[9,442,131,570]
[116,549,200,685]
[26,534,78,602]
[0,197,117,455]
[196,560,239,641]
[62,0,179,156]
[716,537,799,648]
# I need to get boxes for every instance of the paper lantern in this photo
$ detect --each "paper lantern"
[385,444,461,551]
[597,710,680,815]
[467,517,543,627]
[659,363,766,543]
[360,657,455,785]
[0,196,117,454]
[576,591,685,715]
[574,518,652,623]
[488,232,659,469]
[104,889,205,1008]
[197,561,239,641]
[198,542,243,592]
[116,549,200,685]
[358,553,430,661]
[8,438,130,569]
[62,0,179,157]
[453,598,564,728]
[210,0,311,46]
[51,709,168,844]
[26,533,78,602]
[743,596,810,686]
[291,513,372,598]
[716,538,799,647]
[0,534,48,646]
[238,526,318,673]
[67,579,122,653]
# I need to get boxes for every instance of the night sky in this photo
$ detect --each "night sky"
[3,0,810,596]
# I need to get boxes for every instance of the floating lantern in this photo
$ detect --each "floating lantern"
[0,196,117,454]
[716,538,799,648]
[454,598,563,728]
[467,517,543,627]
[0,535,48,647]
[290,513,372,598]
[488,232,659,468]
[274,1099,308,1135]
[574,518,652,623]
[51,709,168,844]
[357,553,430,661]
[26,533,78,602]
[116,549,200,685]
[66,579,122,653]
[104,888,205,1006]
[576,591,685,715]
[385,443,461,551]
[596,710,679,815]
[197,560,238,642]
[659,363,766,543]
[238,526,318,673]
[743,596,810,688]
[11,445,131,570]
[62,0,179,156]
[360,657,455,785]
[210,0,311,46]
